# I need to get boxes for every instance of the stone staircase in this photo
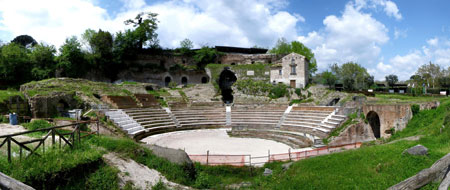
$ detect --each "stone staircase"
[105,110,145,135]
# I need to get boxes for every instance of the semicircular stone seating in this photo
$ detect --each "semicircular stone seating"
[105,104,347,148]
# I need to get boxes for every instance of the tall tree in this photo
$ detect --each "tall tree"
[56,37,88,78]
[124,12,159,49]
[81,29,96,52]
[11,35,37,48]
[270,38,318,74]
[321,70,337,89]
[193,46,219,69]
[179,38,194,55]
[0,43,31,83]
[385,74,398,87]
[30,43,56,80]
[416,62,442,88]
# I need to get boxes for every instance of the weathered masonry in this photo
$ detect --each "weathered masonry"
[362,104,413,138]
[270,52,309,88]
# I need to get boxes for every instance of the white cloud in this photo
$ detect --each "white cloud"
[380,38,450,81]
[354,0,402,20]
[394,27,407,39]
[383,1,402,20]
[0,0,302,49]
[298,2,389,70]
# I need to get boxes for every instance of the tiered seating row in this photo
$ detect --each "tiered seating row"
[123,108,177,132]
[171,107,226,127]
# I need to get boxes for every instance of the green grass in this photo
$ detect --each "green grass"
[0,141,104,189]
[21,78,133,98]
[0,89,24,102]
[371,94,443,104]
[147,89,170,107]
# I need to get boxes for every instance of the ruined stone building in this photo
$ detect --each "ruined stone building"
[270,53,309,88]
[88,46,307,88]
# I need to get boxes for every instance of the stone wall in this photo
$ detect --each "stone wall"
[28,92,80,118]
[362,104,413,138]
[328,120,376,146]
[217,53,281,65]
[117,70,209,87]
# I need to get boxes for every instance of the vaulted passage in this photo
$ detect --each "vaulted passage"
[219,67,237,104]
[367,111,381,138]
[164,76,171,87]
[181,77,188,86]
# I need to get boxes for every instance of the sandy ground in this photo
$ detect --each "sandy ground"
[103,153,190,190]
[141,129,312,157]
[0,124,27,136]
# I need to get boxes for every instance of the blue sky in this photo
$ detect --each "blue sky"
[1,0,450,80]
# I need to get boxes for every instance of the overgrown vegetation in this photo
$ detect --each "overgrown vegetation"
[0,89,24,102]
[147,89,169,107]
[22,119,52,130]
[323,112,360,144]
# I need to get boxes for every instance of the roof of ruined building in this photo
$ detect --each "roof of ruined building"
[215,46,268,54]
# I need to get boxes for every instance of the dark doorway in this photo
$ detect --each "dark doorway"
[145,86,154,91]
[165,76,171,87]
[181,77,188,86]
[218,67,237,104]
[367,111,381,138]
[201,77,209,84]
[290,80,296,88]
[56,100,69,117]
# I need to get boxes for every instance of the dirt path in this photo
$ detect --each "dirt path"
[103,153,191,190]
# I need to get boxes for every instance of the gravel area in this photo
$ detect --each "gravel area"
[141,129,312,157]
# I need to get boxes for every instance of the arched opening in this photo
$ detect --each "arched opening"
[164,76,171,87]
[56,100,70,117]
[231,62,236,65]
[93,93,101,99]
[201,77,209,84]
[181,76,188,86]
[219,67,237,104]
[367,111,381,138]
[145,86,154,91]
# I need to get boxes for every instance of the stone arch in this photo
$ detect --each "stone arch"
[201,76,209,84]
[367,111,381,138]
[164,76,172,87]
[219,67,237,104]
[181,76,188,86]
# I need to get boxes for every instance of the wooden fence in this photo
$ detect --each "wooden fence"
[0,120,99,163]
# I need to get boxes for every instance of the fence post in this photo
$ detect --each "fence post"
[77,124,81,145]
[19,146,22,161]
[268,150,270,163]
[288,148,291,161]
[206,150,209,165]
[7,137,11,163]
[97,120,100,136]
[43,140,45,154]
[52,129,55,146]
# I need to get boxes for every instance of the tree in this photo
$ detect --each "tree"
[321,70,336,89]
[180,38,194,50]
[81,29,96,52]
[56,37,88,78]
[193,46,219,69]
[366,75,375,88]
[179,38,194,55]
[270,38,318,74]
[339,62,369,90]
[124,12,159,49]
[30,43,56,80]
[385,74,398,87]
[416,62,442,88]
[11,35,37,48]
[0,43,31,83]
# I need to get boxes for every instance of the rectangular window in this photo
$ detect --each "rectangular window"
[279,69,282,75]
[291,66,296,75]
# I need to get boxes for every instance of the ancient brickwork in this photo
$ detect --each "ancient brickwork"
[362,104,413,138]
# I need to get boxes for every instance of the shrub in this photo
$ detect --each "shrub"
[411,104,420,115]
[22,119,52,130]
[269,83,289,99]
[0,115,8,123]
[168,81,178,89]
[295,88,301,96]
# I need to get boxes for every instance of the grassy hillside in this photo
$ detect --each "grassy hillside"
[246,98,450,189]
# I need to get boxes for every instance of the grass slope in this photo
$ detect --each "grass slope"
[246,98,450,189]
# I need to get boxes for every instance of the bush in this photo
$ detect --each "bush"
[0,115,8,123]
[411,104,420,115]
[22,119,52,130]
[269,83,289,99]
[168,81,178,89]
[234,79,272,96]
[295,88,301,96]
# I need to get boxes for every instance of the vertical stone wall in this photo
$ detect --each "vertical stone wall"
[362,104,413,138]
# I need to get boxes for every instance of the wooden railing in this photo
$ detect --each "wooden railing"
[0,120,99,163]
